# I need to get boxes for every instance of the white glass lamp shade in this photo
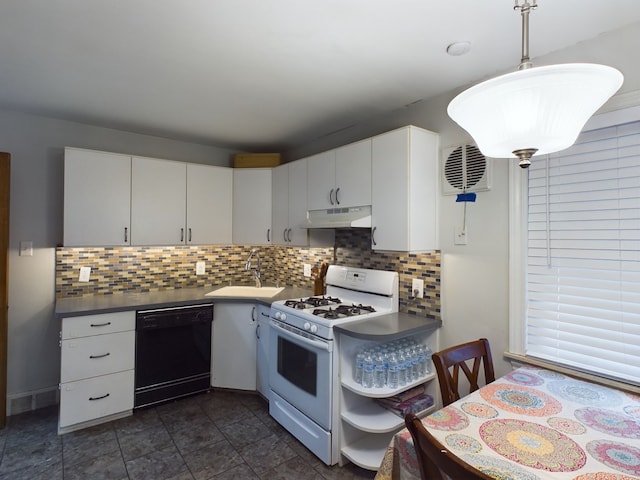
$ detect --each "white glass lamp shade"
[447,63,623,159]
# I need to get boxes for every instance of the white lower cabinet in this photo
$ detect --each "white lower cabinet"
[338,329,439,470]
[59,370,134,430]
[59,311,135,434]
[212,303,258,390]
[256,304,271,398]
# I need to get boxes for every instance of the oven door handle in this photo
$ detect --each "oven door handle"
[270,320,332,352]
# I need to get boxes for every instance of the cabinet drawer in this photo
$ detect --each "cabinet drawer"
[59,370,134,429]
[61,311,135,339]
[61,331,134,383]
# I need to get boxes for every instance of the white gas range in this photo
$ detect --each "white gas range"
[268,265,399,465]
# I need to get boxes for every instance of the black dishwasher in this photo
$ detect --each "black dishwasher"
[135,304,213,408]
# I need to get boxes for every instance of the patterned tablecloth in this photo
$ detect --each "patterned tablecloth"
[375,366,640,480]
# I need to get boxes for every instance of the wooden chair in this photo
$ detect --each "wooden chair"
[405,413,493,480]
[432,338,495,407]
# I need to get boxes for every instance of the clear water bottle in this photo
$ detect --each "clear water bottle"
[414,345,426,378]
[387,352,399,389]
[362,352,375,388]
[405,346,416,382]
[374,352,386,388]
[397,349,407,387]
[411,346,420,378]
[354,350,365,384]
[423,346,433,374]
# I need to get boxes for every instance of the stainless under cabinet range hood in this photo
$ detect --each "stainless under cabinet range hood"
[302,205,371,229]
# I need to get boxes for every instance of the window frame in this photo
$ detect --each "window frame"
[507,104,640,386]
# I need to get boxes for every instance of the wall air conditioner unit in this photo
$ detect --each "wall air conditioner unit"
[441,144,492,195]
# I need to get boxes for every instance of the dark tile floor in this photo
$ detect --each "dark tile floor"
[0,390,377,480]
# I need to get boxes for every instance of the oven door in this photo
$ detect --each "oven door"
[269,319,333,430]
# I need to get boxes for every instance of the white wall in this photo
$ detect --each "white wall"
[288,22,640,379]
[0,110,236,403]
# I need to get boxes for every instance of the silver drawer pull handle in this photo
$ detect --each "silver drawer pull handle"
[90,322,111,327]
[89,393,110,401]
[89,352,110,359]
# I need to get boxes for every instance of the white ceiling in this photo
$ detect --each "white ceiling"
[2,1,640,152]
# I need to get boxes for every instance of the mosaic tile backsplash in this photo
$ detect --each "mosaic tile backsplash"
[55,230,440,319]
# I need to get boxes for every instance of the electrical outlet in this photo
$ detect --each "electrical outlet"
[79,266,91,282]
[412,278,424,298]
[196,261,206,275]
[303,263,312,278]
[454,226,468,245]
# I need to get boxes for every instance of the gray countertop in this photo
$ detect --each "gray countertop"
[55,285,313,318]
[55,289,442,339]
[334,313,441,340]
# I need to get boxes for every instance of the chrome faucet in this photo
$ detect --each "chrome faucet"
[245,249,262,288]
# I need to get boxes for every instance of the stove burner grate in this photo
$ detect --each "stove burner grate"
[305,296,341,307]
[284,299,309,309]
[312,308,341,319]
[311,304,377,319]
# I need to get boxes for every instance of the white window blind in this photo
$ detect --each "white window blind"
[526,120,640,385]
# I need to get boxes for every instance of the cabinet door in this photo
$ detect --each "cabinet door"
[187,164,232,245]
[372,127,438,252]
[372,129,410,251]
[335,138,372,208]
[59,370,134,430]
[306,151,335,210]
[131,157,186,245]
[233,169,272,245]
[64,148,131,246]
[271,164,289,245]
[288,159,309,246]
[212,303,257,390]
[256,305,271,397]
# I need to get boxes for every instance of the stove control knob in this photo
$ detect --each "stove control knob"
[310,324,318,334]
[303,322,311,331]
[275,311,286,321]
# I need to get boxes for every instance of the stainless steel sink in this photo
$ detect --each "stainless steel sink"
[205,286,284,298]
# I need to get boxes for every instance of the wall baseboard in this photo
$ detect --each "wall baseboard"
[7,386,59,416]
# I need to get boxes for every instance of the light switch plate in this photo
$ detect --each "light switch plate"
[19,241,33,256]
[303,264,312,277]
[79,266,91,282]
[196,261,206,275]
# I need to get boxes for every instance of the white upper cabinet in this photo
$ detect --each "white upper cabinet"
[65,148,231,247]
[64,148,132,247]
[371,126,439,252]
[288,159,309,246]
[233,168,272,245]
[307,139,371,210]
[334,138,372,208]
[306,150,335,210]
[271,163,289,245]
[187,163,232,245]
[272,159,308,246]
[131,156,187,246]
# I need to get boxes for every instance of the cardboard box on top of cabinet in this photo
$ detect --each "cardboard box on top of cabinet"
[233,153,281,168]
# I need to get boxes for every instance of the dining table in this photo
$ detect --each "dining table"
[374,365,640,480]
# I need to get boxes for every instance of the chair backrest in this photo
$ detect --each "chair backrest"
[405,413,493,480]
[432,338,495,407]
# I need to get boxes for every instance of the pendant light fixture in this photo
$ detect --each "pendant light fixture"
[447,0,624,168]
